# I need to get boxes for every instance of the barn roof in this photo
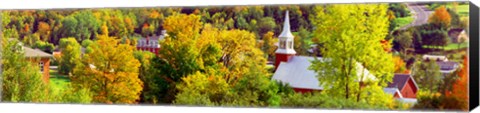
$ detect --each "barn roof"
[271,56,376,90]
[387,74,419,91]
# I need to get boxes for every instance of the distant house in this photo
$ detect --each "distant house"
[136,30,167,55]
[448,28,469,43]
[23,45,54,83]
[271,11,376,93]
[422,54,448,62]
[436,61,459,76]
[422,55,459,76]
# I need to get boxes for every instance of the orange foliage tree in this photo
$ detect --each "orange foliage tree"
[446,55,468,110]
[37,22,51,41]
[428,6,451,28]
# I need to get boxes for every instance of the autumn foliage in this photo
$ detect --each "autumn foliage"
[393,56,407,73]
[428,6,451,28]
[446,56,468,110]
[72,35,143,104]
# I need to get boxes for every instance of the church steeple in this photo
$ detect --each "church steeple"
[275,10,296,55]
[274,10,296,71]
[279,11,295,39]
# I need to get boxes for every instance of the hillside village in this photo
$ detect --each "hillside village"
[1,2,469,111]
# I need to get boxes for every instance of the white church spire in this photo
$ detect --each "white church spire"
[279,11,294,38]
[275,10,296,54]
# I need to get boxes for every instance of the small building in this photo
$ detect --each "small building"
[24,46,54,83]
[422,55,448,62]
[386,74,419,98]
[421,55,459,76]
[384,74,419,103]
[437,61,459,76]
[448,28,469,43]
[136,30,167,55]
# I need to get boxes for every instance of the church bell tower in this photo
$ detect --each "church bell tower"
[274,10,296,71]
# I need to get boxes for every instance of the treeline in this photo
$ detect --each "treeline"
[2,5,316,52]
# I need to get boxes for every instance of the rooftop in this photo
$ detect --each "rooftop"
[271,56,376,90]
[24,46,53,58]
[436,61,459,71]
[387,74,410,90]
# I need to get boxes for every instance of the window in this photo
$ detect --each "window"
[39,61,44,72]
[279,41,286,49]
[288,41,293,49]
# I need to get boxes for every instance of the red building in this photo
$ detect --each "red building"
[386,74,419,99]
[24,46,53,83]
[136,30,167,55]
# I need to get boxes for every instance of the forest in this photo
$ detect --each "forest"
[0,2,469,111]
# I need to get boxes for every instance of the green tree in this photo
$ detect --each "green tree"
[447,8,460,28]
[59,10,100,42]
[259,31,278,61]
[174,71,230,106]
[257,17,277,37]
[33,40,55,53]
[58,38,82,75]
[295,27,312,56]
[1,38,49,103]
[71,35,142,104]
[309,4,395,106]
[393,31,413,53]
[154,13,206,103]
[133,51,163,104]
[412,59,442,92]
[81,39,94,48]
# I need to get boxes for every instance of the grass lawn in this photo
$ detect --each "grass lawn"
[49,69,71,91]
[446,4,469,17]
[423,42,469,51]
[394,16,414,30]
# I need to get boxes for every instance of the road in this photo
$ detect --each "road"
[399,3,434,30]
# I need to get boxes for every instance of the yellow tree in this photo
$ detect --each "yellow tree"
[72,35,142,104]
[393,56,407,73]
[218,29,268,84]
[428,6,451,28]
[259,31,278,60]
[155,13,219,103]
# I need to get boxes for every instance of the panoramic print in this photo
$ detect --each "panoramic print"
[0,1,470,112]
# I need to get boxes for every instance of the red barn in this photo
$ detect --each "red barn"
[384,73,419,103]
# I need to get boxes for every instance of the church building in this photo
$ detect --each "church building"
[270,11,418,103]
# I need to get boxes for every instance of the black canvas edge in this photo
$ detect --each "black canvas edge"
[469,1,479,111]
